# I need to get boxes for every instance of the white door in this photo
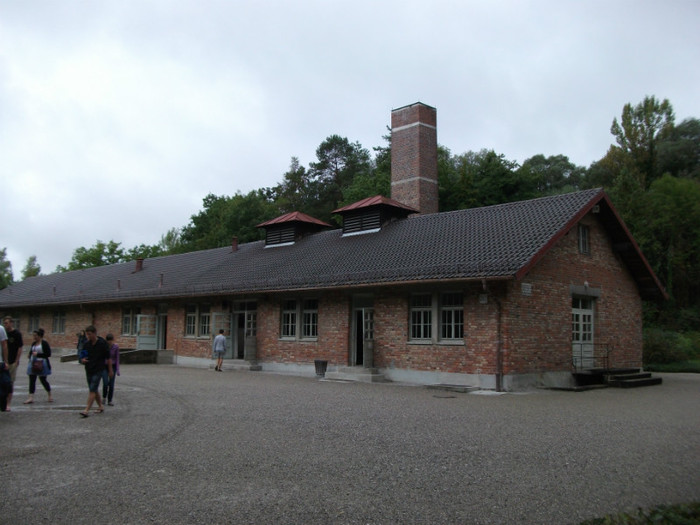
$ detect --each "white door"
[572,297,594,368]
[136,314,158,351]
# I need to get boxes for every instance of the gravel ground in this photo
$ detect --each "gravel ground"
[1,360,698,525]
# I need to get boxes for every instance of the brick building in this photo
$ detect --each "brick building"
[0,102,666,390]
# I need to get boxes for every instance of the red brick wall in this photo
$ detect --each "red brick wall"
[502,213,643,373]
[256,292,350,366]
[374,287,495,374]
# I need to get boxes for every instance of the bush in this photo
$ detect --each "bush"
[643,328,698,365]
[579,502,700,524]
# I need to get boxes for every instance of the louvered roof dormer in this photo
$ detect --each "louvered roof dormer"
[257,211,332,247]
[333,195,418,236]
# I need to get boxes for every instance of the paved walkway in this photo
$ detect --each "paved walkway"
[1,360,698,524]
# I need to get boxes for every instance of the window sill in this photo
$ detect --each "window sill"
[408,340,465,346]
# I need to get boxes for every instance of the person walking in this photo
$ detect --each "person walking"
[24,328,52,404]
[79,325,112,417]
[213,329,226,371]
[2,317,23,411]
[0,323,10,412]
[102,333,120,406]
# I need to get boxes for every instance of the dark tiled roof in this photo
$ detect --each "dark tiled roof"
[0,189,665,307]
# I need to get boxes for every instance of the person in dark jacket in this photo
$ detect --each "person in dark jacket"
[24,328,52,404]
[2,316,23,411]
[79,325,112,417]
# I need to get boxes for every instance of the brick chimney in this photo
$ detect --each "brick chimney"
[390,102,438,214]
[231,236,238,252]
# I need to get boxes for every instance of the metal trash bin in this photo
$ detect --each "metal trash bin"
[314,359,328,377]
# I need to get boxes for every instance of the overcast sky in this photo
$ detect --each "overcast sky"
[1,1,699,277]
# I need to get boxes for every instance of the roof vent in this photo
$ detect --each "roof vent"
[333,195,417,235]
[257,212,331,247]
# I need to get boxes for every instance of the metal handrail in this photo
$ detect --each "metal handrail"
[572,342,613,371]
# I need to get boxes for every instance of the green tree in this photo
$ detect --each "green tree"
[635,175,700,314]
[656,118,700,180]
[127,244,164,261]
[273,157,316,214]
[0,248,13,289]
[158,228,183,255]
[438,148,479,212]
[307,135,372,221]
[180,190,276,252]
[471,149,528,206]
[56,240,126,272]
[610,95,675,189]
[21,255,41,279]
[518,154,585,195]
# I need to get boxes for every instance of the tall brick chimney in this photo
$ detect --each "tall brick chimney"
[390,102,438,214]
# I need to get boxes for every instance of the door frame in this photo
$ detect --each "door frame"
[572,296,595,369]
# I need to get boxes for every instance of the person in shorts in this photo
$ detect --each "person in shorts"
[212,329,226,371]
[79,325,113,418]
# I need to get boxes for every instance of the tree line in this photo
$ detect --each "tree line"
[2,96,699,335]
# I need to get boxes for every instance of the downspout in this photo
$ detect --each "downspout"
[495,295,503,392]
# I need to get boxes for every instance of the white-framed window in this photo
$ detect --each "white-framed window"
[122,307,141,335]
[440,292,464,340]
[302,299,318,338]
[280,298,318,340]
[578,224,590,254]
[52,311,66,334]
[185,304,211,338]
[410,294,432,340]
[28,314,40,334]
[281,300,297,338]
[409,292,464,343]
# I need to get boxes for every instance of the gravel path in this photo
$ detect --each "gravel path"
[1,361,698,524]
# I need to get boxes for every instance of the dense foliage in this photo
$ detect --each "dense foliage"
[2,97,698,360]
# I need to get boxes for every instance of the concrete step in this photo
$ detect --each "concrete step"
[607,376,663,388]
[607,372,652,381]
[324,366,389,383]
[426,384,479,394]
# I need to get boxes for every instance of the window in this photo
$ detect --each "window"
[578,224,590,254]
[186,304,197,336]
[302,299,318,338]
[52,311,66,334]
[28,314,40,334]
[281,298,318,340]
[122,307,141,335]
[410,292,464,343]
[410,294,432,340]
[198,305,211,337]
[185,304,211,338]
[440,293,464,340]
[281,300,297,338]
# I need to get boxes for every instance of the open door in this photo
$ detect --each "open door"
[352,295,374,367]
[136,314,158,351]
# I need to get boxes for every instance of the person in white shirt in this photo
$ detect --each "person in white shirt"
[212,329,226,371]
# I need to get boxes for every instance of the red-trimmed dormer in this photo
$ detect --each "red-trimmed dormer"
[333,195,417,235]
[257,211,332,247]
